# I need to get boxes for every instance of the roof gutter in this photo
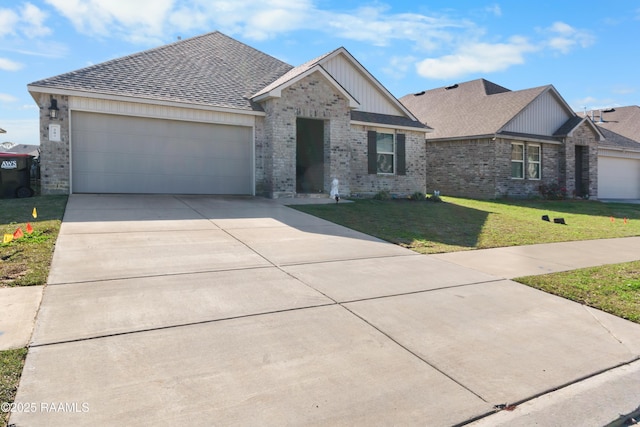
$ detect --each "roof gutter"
[350,120,432,133]
[27,85,267,117]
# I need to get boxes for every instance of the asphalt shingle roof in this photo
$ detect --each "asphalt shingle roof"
[599,127,640,151]
[29,31,293,111]
[579,106,640,144]
[400,79,550,140]
[350,111,429,130]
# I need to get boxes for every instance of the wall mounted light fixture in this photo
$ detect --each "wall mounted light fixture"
[49,99,59,119]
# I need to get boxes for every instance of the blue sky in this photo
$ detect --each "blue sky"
[1,0,638,145]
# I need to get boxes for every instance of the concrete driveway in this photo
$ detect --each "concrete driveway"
[10,195,640,426]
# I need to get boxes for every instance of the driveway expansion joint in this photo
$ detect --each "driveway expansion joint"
[29,302,339,348]
[339,303,490,403]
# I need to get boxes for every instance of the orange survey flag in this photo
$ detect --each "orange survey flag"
[26,223,33,234]
[13,228,24,239]
[32,207,37,219]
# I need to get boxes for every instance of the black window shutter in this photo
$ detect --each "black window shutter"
[367,131,377,174]
[396,133,406,175]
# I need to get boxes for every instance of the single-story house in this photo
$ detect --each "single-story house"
[28,31,428,198]
[400,79,603,199]
[578,107,640,199]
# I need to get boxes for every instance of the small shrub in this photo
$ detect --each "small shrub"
[373,190,391,200]
[409,191,427,201]
[539,183,567,200]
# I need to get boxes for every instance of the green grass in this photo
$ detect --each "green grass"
[515,261,640,323]
[291,196,640,254]
[0,195,68,287]
[0,348,28,427]
[292,196,640,324]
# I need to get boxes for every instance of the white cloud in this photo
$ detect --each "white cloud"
[486,4,502,17]
[29,1,597,82]
[0,3,50,39]
[544,21,594,54]
[45,0,174,43]
[572,96,619,112]
[0,8,19,38]
[0,93,19,103]
[0,57,24,71]
[382,55,417,79]
[612,86,636,95]
[321,8,466,49]
[21,3,51,38]
[169,0,317,41]
[416,36,538,79]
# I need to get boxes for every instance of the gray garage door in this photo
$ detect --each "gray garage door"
[71,112,253,194]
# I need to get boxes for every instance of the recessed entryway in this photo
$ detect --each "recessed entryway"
[575,145,589,197]
[296,118,325,193]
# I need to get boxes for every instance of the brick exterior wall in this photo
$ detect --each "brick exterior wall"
[495,139,561,198]
[35,93,70,194]
[351,125,426,196]
[34,72,427,199]
[254,116,266,195]
[259,72,352,198]
[562,122,599,198]
[426,139,497,199]
[258,72,427,198]
[426,138,564,199]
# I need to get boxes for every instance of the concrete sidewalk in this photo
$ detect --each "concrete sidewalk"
[7,194,640,426]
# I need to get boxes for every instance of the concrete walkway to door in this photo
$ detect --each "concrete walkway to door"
[8,195,640,426]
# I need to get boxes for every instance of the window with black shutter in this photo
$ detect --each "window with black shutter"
[367,130,406,175]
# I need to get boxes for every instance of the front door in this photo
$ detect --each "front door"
[575,145,588,197]
[296,118,325,193]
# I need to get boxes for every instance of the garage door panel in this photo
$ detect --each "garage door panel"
[598,156,640,199]
[71,112,253,194]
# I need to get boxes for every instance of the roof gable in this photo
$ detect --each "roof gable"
[252,51,360,109]
[28,31,293,112]
[401,79,551,139]
[501,86,574,136]
[253,47,415,119]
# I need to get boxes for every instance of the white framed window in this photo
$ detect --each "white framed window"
[511,143,524,179]
[527,145,541,180]
[376,132,395,174]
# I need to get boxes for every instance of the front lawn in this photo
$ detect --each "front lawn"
[0,195,67,287]
[292,196,640,324]
[291,197,640,254]
[0,348,28,427]
[515,261,640,324]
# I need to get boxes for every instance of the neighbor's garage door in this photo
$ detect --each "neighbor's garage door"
[71,112,253,194]
[598,155,640,199]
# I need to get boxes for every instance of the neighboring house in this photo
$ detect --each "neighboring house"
[27,31,428,197]
[0,141,14,151]
[400,79,602,199]
[3,144,40,157]
[578,107,640,199]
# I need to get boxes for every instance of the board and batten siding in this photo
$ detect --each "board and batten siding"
[323,54,403,116]
[502,91,572,136]
[69,96,257,128]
